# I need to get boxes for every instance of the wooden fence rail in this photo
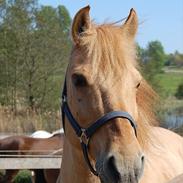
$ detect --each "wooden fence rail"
[0,156,62,169]
[0,149,62,169]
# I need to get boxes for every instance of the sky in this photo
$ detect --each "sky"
[39,0,183,54]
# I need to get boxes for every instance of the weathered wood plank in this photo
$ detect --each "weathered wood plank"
[0,157,62,169]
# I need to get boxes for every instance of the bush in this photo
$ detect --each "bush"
[175,83,183,99]
[13,170,32,183]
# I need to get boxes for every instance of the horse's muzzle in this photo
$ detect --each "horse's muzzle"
[96,153,145,183]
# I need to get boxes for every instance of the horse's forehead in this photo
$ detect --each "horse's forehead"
[70,29,138,83]
[70,48,130,83]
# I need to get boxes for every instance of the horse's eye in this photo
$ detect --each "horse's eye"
[72,73,88,87]
[136,82,141,88]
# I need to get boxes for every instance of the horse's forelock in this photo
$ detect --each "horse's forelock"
[78,23,137,74]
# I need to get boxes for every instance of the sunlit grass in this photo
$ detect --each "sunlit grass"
[157,71,183,96]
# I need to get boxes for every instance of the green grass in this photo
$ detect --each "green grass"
[156,72,183,96]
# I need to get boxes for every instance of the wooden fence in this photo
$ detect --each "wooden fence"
[0,150,62,170]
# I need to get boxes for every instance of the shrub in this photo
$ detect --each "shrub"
[13,170,32,183]
[175,82,183,99]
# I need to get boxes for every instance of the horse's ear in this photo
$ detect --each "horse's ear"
[123,8,138,39]
[71,6,91,44]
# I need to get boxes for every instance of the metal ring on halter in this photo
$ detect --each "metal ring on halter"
[79,129,89,145]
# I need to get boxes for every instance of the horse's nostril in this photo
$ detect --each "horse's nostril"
[141,155,145,165]
[135,154,145,181]
[105,156,121,182]
[107,156,115,169]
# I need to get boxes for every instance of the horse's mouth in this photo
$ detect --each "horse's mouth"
[96,161,120,183]
[96,160,122,183]
[96,151,144,183]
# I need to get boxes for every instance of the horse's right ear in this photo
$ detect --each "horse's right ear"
[71,6,91,44]
[123,8,138,39]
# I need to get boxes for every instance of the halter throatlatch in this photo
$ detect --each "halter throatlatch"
[61,78,137,176]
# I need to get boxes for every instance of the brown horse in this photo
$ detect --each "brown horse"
[0,132,64,183]
[57,6,183,183]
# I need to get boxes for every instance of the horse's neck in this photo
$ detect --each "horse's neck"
[140,127,183,183]
[60,138,99,183]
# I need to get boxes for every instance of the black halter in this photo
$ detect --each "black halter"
[61,77,137,176]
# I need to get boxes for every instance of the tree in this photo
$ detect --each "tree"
[0,0,37,110]
[173,51,183,66]
[57,5,71,34]
[144,41,166,76]
[166,51,183,66]
[138,41,166,92]
[0,1,71,112]
[20,5,71,111]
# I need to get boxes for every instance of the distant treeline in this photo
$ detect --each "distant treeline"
[0,0,182,114]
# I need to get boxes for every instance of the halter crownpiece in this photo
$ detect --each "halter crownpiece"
[61,77,137,176]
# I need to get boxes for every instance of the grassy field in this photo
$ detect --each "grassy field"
[156,67,183,131]
[156,69,183,97]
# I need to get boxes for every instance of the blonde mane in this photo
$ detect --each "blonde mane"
[77,22,158,149]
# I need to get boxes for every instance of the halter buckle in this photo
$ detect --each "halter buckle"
[62,95,67,104]
[79,129,89,145]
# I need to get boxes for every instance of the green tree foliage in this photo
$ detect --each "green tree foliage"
[0,0,36,109]
[57,5,71,33]
[22,5,71,111]
[137,41,166,92]
[144,41,166,79]
[0,0,71,112]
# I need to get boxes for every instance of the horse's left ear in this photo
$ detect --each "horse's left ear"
[71,6,91,44]
[123,8,138,39]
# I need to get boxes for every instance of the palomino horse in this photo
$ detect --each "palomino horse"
[57,6,183,183]
[168,174,183,183]
[0,131,64,183]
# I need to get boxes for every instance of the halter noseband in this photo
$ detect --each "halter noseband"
[61,78,137,176]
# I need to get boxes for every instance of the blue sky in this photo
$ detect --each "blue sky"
[40,0,183,53]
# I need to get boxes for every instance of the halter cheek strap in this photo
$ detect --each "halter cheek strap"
[61,79,137,176]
